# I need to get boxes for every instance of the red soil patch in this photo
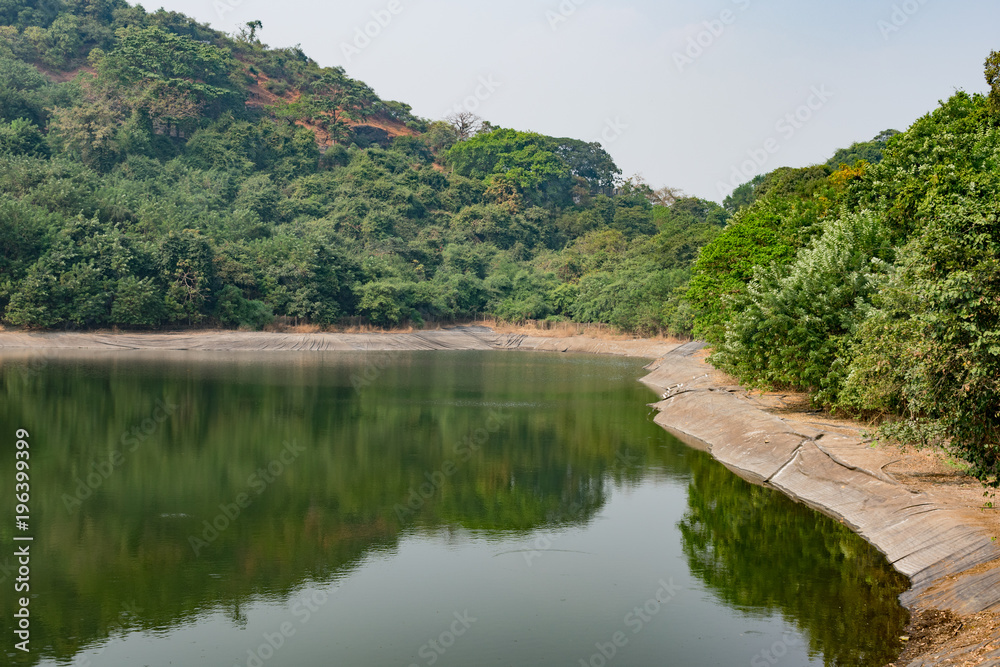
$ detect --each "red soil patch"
[246,71,416,144]
[33,63,95,82]
[343,114,416,138]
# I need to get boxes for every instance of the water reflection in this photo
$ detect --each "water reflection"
[679,453,910,665]
[0,350,908,666]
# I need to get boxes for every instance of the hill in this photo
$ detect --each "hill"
[0,0,727,334]
[4,5,999,487]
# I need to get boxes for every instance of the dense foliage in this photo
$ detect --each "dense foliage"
[689,54,1000,485]
[0,0,726,335]
[4,2,998,482]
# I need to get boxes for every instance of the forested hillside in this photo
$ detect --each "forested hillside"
[689,52,1000,485]
[0,0,726,334]
[3,3,999,483]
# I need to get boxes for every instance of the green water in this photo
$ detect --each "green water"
[0,350,908,666]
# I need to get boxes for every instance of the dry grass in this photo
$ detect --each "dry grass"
[477,318,685,342]
[337,322,420,334]
[272,317,689,341]
[263,318,431,335]
[1,317,682,342]
[263,322,323,334]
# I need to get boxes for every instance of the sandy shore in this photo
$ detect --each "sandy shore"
[3,327,998,664]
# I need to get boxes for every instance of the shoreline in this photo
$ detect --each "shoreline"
[0,326,677,358]
[3,327,998,663]
[642,344,1000,665]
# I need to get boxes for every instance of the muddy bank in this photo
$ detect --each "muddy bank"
[642,343,1000,666]
[0,326,677,358]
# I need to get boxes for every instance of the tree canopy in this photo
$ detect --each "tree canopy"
[688,57,1000,486]
[0,0,724,339]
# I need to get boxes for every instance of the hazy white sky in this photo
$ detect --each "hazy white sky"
[143,0,998,202]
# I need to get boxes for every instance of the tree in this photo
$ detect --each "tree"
[111,276,166,327]
[0,118,47,156]
[825,130,899,169]
[97,25,242,128]
[242,20,262,43]
[159,230,214,325]
[423,121,458,154]
[273,69,373,145]
[356,279,416,326]
[0,54,61,125]
[987,51,1000,115]
[723,174,765,213]
[214,284,272,329]
[686,198,797,342]
[47,89,127,170]
[4,215,158,328]
[445,128,579,206]
[711,211,893,396]
[445,111,481,141]
[545,137,621,194]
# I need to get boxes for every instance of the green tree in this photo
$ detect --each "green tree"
[685,197,798,342]
[839,195,1000,485]
[0,118,47,156]
[711,211,893,397]
[158,230,214,324]
[0,55,61,125]
[987,50,1000,116]
[97,25,242,129]
[111,275,166,327]
[47,89,127,171]
[213,284,273,329]
[446,128,579,206]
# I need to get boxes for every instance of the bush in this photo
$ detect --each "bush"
[837,196,1000,485]
[213,284,274,330]
[356,280,417,327]
[0,119,48,157]
[111,276,166,327]
[710,211,893,396]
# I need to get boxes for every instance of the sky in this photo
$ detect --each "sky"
[141,0,999,203]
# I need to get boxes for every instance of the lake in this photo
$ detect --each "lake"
[0,350,909,666]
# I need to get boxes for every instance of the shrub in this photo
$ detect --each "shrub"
[711,210,893,396]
